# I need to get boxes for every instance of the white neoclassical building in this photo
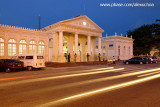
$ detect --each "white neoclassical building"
[96,33,134,60]
[0,15,104,62]
[0,15,133,62]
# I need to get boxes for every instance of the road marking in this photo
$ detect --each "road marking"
[36,73,160,107]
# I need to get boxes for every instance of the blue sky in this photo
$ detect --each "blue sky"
[0,0,160,36]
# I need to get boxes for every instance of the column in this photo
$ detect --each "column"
[16,43,19,55]
[87,35,91,61]
[59,31,64,62]
[48,32,54,62]
[75,33,78,54]
[98,37,101,54]
[98,37,102,61]
[52,32,59,62]
[87,35,91,54]
[75,33,79,62]
[4,41,8,58]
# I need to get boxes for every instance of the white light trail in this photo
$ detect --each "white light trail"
[36,73,160,107]
[0,67,123,87]
[138,71,160,77]
[29,68,160,94]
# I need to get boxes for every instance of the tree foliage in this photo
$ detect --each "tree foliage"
[127,24,160,56]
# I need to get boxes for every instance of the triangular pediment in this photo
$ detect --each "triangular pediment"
[43,15,104,33]
[59,15,104,32]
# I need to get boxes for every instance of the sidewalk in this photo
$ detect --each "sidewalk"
[45,61,109,68]
[45,61,124,68]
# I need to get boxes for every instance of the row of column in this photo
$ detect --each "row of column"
[58,31,102,62]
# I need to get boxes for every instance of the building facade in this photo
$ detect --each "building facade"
[0,25,49,60]
[0,15,133,62]
[97,33,133,60]
[0,15,104,62]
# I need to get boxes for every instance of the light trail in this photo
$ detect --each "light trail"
[62,67,114,74]
[0,67,124,87]
[27,68,160,94]
[36,73,160,107]
[0,67,113,82]
[138,71,160,77]
[0,76,33,81]
[76,67,114,72]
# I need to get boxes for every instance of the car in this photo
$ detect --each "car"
[124,57,150,65]
[0,59,24,72]
[150,56,158,63]
[143,57,152,64]
[12,54,45,71]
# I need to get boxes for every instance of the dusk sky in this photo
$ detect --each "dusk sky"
[0,0,160,36]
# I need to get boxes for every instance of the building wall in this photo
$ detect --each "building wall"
[0,24,133,62]
[0,25,49,61]
[96,35,133,60]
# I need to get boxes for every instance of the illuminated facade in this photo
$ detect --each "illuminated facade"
[0,15,133,62]
[0,15,104,62]
[97,33,133,60]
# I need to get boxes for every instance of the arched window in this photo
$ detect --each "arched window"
[19,40,27,54]
[118,46,120,56]
[29,40,36,54]
[0,38,4,56]
[8,39,16,56]
[38,41,45,55]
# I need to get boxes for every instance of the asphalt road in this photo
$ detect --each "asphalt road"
[0,63,160,107]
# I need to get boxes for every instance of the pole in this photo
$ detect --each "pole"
[83,0,86,14]
[38,14,41,30]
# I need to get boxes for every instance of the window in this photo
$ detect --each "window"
[118,46,120,56]
[123,46,126,55]
[0,38,4,56]
[19,40,27,54]
[29,40,36,54]
[38,41,45,55]
[8,39,16,56]
[96,46,98,49]
[26,56,33,59]
[85,42,87,45]
[37,56,44,59]
[109,44,113,47]
[18,56,25,60]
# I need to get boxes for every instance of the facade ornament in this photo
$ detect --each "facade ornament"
[106,34,108,38]
[121,33,123,36]
[115,32,117,36]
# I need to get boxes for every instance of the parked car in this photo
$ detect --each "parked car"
[124,57,151,65]
[12,54,45,71]
[150,56,158,63]
[143,57,152,64]
[0,59,24,72]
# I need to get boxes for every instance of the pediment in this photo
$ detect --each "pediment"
[43,15,104,33]
[60,15,104,32]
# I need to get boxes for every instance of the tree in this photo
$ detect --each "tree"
[151,23,160,52]
[127,25,155,56]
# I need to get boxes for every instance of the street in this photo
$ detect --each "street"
[0,63,160,107]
